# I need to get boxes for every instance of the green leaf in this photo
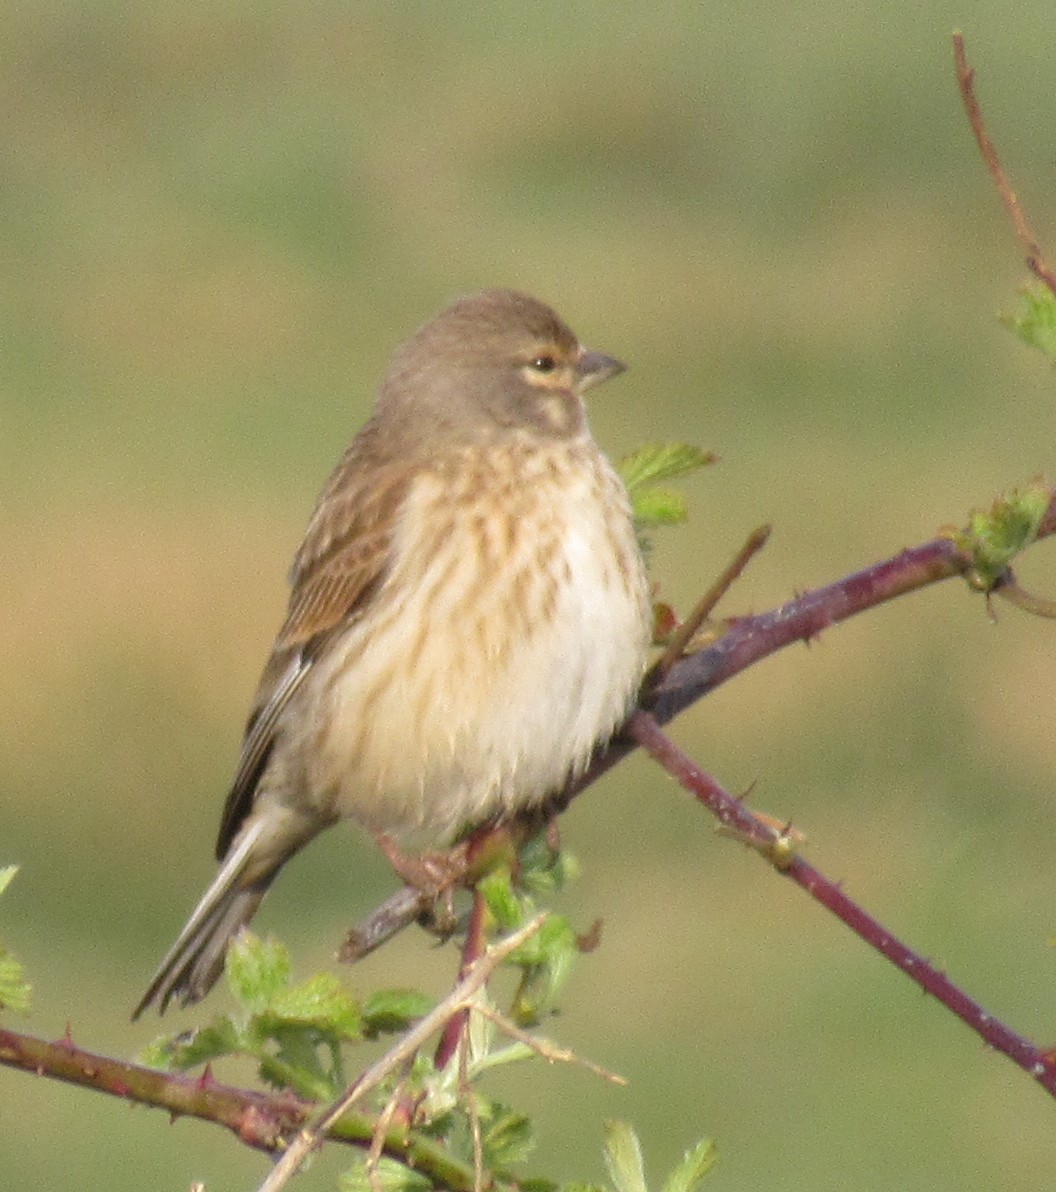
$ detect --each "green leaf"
[619,442,714,553]
[479,866,524,931]
[472,1039,536,1074]
[257,1050,336,1100]
[619,443,716,491]
[254,1017,333,1081]
[517,832,577,898]
[483,1106,535,1170]
[604,1121,649,1192]
[362,988,434,1036]
[141,1016,242,1070]
[0,950,31,1015]
[519,920,584,1025]
[0,867,30,1015]
[463,990,497,1069]
[239,971,363,1097]
[1002,286,1056,360]
[952,481,1050,590]
[661,1138,717,1192]
[224,931,292,1012]
[264,972,363,1039]
[509,914,579,1024]
[341,1156,433,1192]
[630,487,689,528]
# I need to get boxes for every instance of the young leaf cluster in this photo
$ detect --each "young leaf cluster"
[950,481,1050,591]
[134,834,715,1192]
[602,1122,716,1192]
[140,932,430,1101]
[619,443,715,555]
[478,832,583,1025]
[1002,285,1056,361]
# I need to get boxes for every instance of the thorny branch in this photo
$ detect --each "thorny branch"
[0,1028,486,1191]
[628,712,1056,1099]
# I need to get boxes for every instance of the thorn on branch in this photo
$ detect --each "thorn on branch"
[576,919,604,953]
[715,807,806,870]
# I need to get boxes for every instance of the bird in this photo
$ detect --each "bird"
[133,288,653,1017]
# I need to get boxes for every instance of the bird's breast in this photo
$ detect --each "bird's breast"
[297,436,651,842]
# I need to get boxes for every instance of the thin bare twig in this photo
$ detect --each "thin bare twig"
[649,523,771,680]
[472,1002,626,1086]
[458,1029,485,1192]
[953,31,1056,294]
[993,574,1056,619]
[366,1060,413,1192]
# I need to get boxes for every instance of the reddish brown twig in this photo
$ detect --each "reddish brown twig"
[649,523,771,680]
[953,31,1056,295]
[627,711,1056,1100]
[0,1026,479,1187]
[434,886,489,1070]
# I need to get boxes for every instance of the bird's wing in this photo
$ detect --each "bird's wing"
[215,448,411,859]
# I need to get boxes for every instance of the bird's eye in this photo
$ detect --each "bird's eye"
[529,355,557,373]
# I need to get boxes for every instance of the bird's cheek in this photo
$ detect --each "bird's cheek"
[533,391,585,437]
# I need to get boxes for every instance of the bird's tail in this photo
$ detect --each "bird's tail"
[133,819,278,1019]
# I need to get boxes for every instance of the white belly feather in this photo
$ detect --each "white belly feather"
[286,439,650,842]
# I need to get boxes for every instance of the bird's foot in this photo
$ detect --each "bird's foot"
[374,833,468,899]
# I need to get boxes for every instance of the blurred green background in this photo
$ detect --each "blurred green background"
[3,2,1056,1188]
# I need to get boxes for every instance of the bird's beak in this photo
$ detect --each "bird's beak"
[576,348,626,393]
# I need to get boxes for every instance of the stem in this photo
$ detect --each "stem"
[628,712,1056,1099]
[649,523,771,679]
[0,1027,479,1186]
[435,886,489,1070]
[952,32,1056,295]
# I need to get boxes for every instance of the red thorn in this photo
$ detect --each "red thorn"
[577,919,604,953]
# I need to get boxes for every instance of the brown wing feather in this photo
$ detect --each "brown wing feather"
[215,439,411,859]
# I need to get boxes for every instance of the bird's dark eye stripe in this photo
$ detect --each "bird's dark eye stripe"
[530,355,557,372]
